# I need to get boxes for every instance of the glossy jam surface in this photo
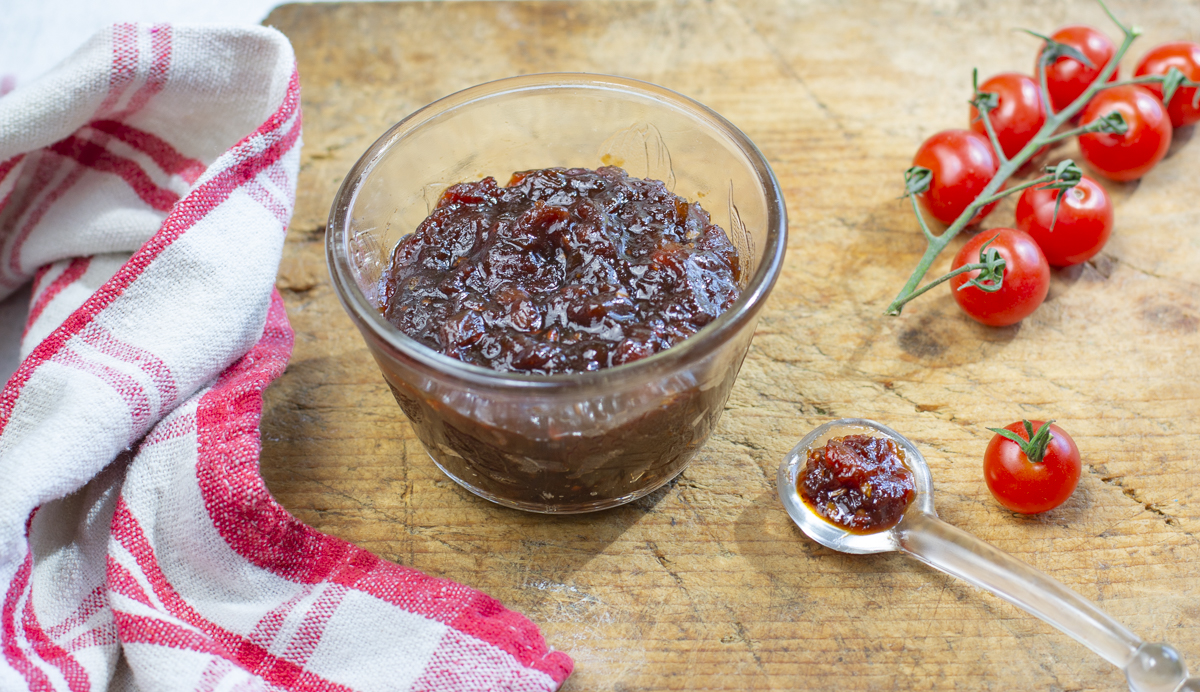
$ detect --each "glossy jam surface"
[798,434,916,534]
[380,166,742,374]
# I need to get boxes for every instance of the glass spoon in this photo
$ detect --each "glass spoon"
[776,417,1199,692]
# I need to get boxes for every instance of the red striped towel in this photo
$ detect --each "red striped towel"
[0,23,572,692]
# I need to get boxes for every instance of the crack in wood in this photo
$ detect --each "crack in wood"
[284,472,411,526]
[731,620,765,669]
[1096,472,1182,528]
[1119,257,1200,289]
[645,539,690,601]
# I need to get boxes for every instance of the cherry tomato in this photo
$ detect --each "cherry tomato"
[1134,41,1200,128]
[1015,175,1113,267]
[983,420,1081,514]
[1038,26,1118,113]
[912,129,1000,226]
[969,73,1047,159]
[1078,85,1172,181]
[949,227,1049,327]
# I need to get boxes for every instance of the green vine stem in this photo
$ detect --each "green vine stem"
[885,1,1200,317]
[894,235,1009,305]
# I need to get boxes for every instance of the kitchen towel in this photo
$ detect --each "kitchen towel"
[0,23,572,692]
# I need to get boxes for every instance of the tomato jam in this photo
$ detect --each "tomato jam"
[798,434,916,534]
[380,166,742,374]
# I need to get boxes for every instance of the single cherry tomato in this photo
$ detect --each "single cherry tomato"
[912,129,1000,226]
[1038,26,1118,113]
[949,227,1049,327]
[983,420,1081,514]
[1078,85,1172,181]
[1015,175,1113,267]
[969,73,1047,159]
[1134,41,1200,128]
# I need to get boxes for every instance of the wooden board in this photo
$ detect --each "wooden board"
[260,1,1200,689]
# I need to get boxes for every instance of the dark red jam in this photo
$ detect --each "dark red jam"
[380,166,742,375]
[798,435,916,534]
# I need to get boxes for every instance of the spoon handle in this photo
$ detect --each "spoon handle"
[896,511,1146,669]
[898,512,1200,690]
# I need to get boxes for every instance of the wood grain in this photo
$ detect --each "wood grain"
[260,1,1200,689]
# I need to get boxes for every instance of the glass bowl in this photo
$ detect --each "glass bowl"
[326,73,787,513]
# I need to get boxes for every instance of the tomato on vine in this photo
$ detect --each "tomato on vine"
[1135,41,1200,128]
[1078,85,1172,181]
[1015,174,1113,267]
[1038,25,1118,113]
[949,228,1049,327]
[983,420,1081,514]
[970,72,1047,159]
[911,129,1000,226]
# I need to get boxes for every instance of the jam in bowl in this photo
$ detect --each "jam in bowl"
[326,73,787,513]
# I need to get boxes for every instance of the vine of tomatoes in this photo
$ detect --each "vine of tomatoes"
[886,1,1200,327]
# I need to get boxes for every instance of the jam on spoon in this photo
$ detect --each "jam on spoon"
[798,433,916,534]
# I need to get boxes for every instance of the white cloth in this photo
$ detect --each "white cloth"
[0,23,571,691]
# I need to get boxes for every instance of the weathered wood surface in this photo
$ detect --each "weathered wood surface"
[261,1,1200,689]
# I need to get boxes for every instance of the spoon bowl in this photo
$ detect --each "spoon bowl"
[776,418,933,554]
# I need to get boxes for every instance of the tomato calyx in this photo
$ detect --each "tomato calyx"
[1038,159,1083,189]
[970,91,1001,118]
[1087,110,1129,135]
[1159,66,1192,109]
[1028,29,1096,69]
[902,166,933,197]
[955,236,1007,294]
[987,419,1055,463]
[1031,160,1084,233]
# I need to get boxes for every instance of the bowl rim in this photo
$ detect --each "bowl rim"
[326,72,788,390]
